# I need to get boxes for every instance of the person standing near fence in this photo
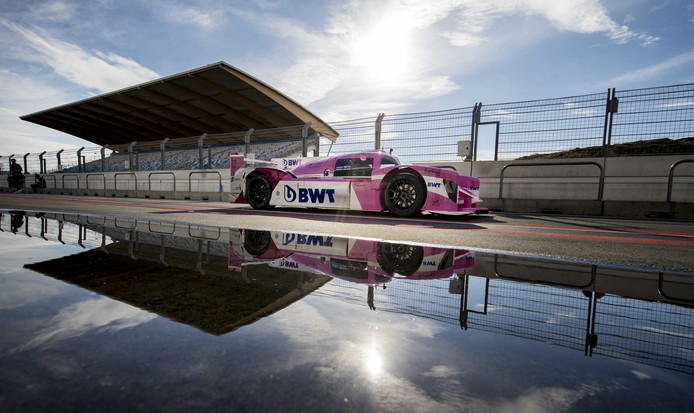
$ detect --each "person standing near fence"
[9,159,24,192]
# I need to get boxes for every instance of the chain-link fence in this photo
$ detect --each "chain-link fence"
[482,92,608,160]
[323,83,694,161]
[611,84,694,155]
[323,107,474,161]
[3,83,693,168]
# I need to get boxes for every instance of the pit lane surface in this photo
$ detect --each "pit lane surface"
[1,193,693,272]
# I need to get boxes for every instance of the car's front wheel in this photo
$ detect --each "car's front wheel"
[377,242,424,276]
[246,174,272,209]
[383,171,426,217]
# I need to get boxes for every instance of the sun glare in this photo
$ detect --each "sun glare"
[350,15,413,82]
[364,349,383,377]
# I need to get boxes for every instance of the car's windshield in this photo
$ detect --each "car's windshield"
[381,154,401,166]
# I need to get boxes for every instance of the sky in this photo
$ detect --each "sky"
[1,0,693,156]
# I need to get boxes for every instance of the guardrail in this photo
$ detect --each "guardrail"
[44,174,57,189]
[188,170,222,193]
[61,174,80,193]
[494,255,596,289]
[188,171,222,200]
[114,172,138,197]
[658,272,694,304]
[498,161,604,200]
[666,159,694,203]
[86,173,106,196]
[147,172,176,198]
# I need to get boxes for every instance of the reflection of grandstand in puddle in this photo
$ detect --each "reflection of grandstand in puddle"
[6,211,330,336]
[2,210,693,374]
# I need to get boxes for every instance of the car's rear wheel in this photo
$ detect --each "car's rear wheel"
[383,171,425,217]
[246,174,272,209]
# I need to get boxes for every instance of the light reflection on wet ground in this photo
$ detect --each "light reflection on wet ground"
[1,210,693,412]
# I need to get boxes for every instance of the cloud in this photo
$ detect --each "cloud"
[158,4,226,30]
[28,0,79,22]
[0,18,159,93]
[12,297,156,352]
[608,50,694,85]
[232,0,658,119]
[496,384,600,413]
[443,0,658,48]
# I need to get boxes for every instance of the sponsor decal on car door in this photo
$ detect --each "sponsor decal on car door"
[272,181,351,208]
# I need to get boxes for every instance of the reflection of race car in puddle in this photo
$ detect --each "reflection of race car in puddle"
[228,229,474,286]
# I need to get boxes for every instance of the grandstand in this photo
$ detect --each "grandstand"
[65,136,320,174]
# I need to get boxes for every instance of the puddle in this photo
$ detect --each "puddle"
[1,210,693,412]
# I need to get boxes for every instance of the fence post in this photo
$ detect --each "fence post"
[128,141,137,171]
[600,88,618,215]
[76,147,84,172]
[375,113,385,150]
[198,133,207,169]
[244,129,253,157]
[39,151,46,174]
[57,149,64,172]
[302,122,312,157]
[101,145,108,172]
[23,153,30,174]
[160,138,169,171]
[472,103,481,161]
[311,132,320,156]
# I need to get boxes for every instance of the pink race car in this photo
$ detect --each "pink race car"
[228,229,475,283]
[230,150,482,217]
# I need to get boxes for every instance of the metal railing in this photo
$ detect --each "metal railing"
[498,161,604,200]
[667,159,694,203]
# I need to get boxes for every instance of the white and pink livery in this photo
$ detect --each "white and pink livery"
[230,150,482,217]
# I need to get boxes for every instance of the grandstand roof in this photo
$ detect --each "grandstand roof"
[20,61,338,146]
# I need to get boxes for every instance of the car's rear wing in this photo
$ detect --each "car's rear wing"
[230,153,327,176]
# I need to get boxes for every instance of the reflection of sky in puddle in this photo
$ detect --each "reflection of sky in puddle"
[1,212,693,412]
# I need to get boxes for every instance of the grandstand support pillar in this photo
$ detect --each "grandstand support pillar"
[128,142,137,172]
[311,133,320,156]
[198,133,208,169]
[302,122,312,157]
[39,151,46,174]
[76,147,84,173]
[160,138,169,171]
[375,113,385,150]
[101,145,108,172]
[23,153,30,175]
[56,149,64,173]
[244,129,254,157]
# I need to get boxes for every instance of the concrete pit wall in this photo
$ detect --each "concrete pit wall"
[417,154,694,219]
[1,169,230,202]
[2,155,694,219]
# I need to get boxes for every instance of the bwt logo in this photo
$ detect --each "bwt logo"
[423,260,437,266]
[283,233,334,247]
[284,186,336,203]
[280,260,299,269]
[427,182,441,188]
[283,159,302,167]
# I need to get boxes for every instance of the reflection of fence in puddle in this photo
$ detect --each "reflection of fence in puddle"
[315,257,694,375]
[0,211,105,249]
[3,209,693,374]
